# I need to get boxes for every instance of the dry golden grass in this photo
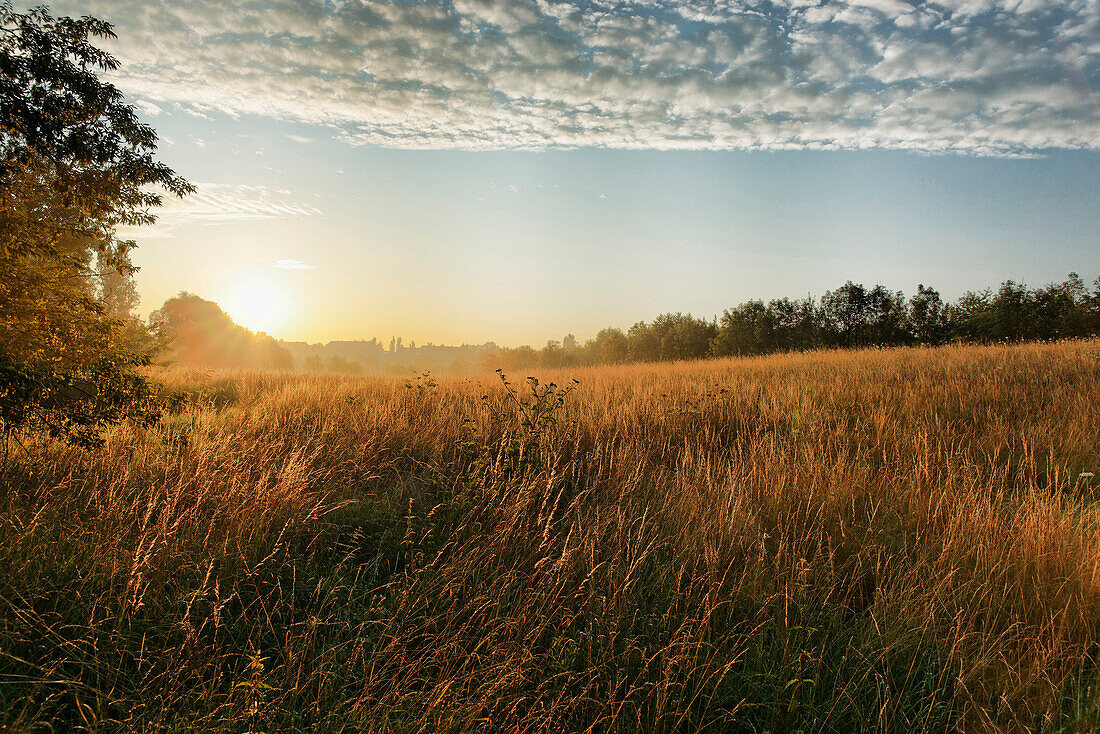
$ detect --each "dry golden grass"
[2,341,1100,732]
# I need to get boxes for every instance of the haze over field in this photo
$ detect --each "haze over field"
[35,0,1100,346]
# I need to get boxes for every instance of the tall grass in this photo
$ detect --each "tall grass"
[2,341,1099,732]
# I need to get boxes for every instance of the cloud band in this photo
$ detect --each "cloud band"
[61,0,1100,155]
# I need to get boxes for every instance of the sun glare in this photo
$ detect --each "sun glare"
[226,283,289,334]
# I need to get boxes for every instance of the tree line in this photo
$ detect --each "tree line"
[153,275,1100,376]
[490,274,1100,370]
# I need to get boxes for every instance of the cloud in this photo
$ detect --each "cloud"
[274,259,316,270]
[59,0,1100,155]
[166,183,320,221]
[126,182,321,236]
[286,134,312,143]
[132,99,162,116]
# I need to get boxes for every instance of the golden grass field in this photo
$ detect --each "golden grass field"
[3,341,1100,732]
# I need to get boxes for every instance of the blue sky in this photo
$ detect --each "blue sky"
[44,0,1100,344]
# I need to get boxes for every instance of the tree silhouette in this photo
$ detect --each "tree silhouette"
[711,300,775,357]
[150,293,292,370]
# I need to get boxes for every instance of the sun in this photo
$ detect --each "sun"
[226,282,289,334]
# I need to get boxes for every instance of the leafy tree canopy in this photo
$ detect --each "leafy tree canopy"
[0,3,191,449]
[1,2,191,264]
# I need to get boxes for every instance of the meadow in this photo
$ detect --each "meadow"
[2,340,1100,732]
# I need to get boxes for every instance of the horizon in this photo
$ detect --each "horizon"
[38,0,1100,346]
[174,264,1099,352]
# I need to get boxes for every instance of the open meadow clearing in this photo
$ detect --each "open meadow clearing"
[4,1,1100,731]
[3,340,1100,732]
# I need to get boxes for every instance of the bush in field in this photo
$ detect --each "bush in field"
[462,370,579,480]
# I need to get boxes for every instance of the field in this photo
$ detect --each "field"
[2,341,1100,732]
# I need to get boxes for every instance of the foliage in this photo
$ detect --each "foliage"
[909,284,947,345]
[0,3,190,262]
[490,273,1100,370]
[0,3,191,446]
[462,370,579,480]
[0,353,160,452]
[589,327,629,364]
[327,355,363,374]
[150,293,293,370]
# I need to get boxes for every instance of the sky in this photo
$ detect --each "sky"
[42,0,1100,346]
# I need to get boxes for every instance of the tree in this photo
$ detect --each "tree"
[822,282,871,347]
[1089,277,1100,333]
[909,284,946,345]
[326,355,363,374]
[820,283,909,348]
[150,293,293,371]
[865,285,909,346]
[770,296,823,351]
[712,300,775,357]
[989,280,1036,341]
[589,328,628,364]
[656,314,715,361]
[0,4,192,448]
[627,321,660,362]
[541,339,568,368]
[1032,274,1090,339]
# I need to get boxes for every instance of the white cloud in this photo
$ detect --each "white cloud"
[170,183,319,220]
[58,0,1100,155]
[127,182,321,236]
[132,99,162,116]
[274,259,316,270]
